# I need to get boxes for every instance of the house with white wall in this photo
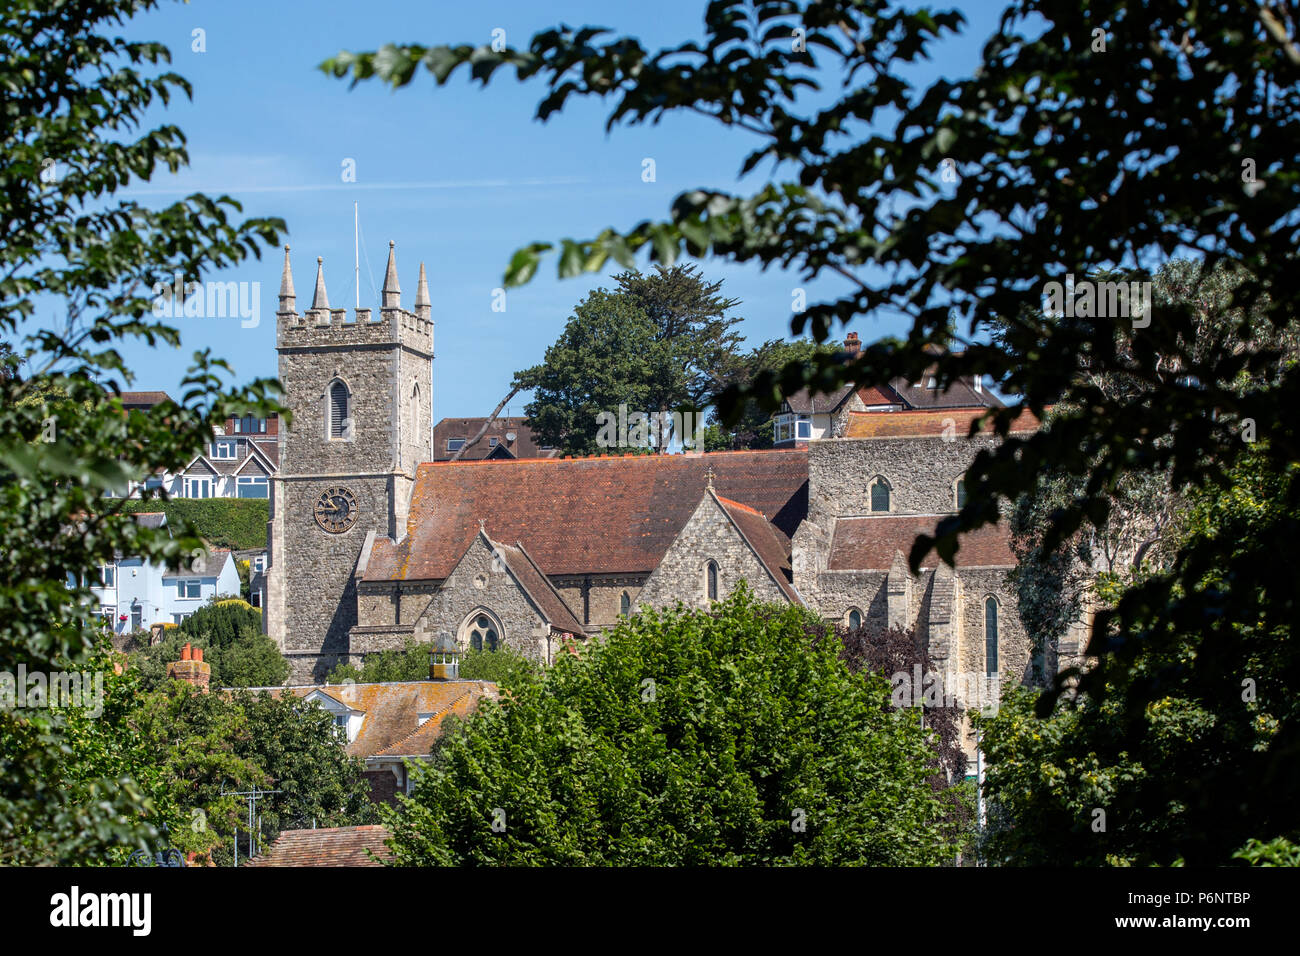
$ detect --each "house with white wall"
[82,513,241,632]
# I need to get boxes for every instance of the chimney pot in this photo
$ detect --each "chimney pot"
[181,643,192,661]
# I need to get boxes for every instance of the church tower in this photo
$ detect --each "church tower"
[266,242,433,682]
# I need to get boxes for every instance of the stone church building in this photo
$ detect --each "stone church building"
[265,245,1047,762]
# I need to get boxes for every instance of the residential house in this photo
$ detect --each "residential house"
[248,678,498,803]
[772,333,1004,447]
[432,416,557,461]
[107,391,280,500]
[83,513,242,633]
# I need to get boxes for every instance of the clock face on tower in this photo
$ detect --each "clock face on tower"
[314,486,358,534]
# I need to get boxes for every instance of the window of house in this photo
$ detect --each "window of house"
[101,605,116,623]
[955,477,967,510]
[488,436,499,448]
[185,477,212,499]
[233,416,266,434]
[172,612,192,625]
[328,380,350,440]
[237,476,269,499]
[870,477,891,512]
[620,591,631,616]
[985,597,999,675]
[846,608,863,630]
[796,418,811,439]
[252,555,265,572]
[773,415,795,444]
[210,439,238,460]
[100,564,115,588]
[144,476,164,492]
[468,614,499,651]
[446,437,466,453]
[706,561,719,602]
[178,579,201,600]
[130,605,142,631]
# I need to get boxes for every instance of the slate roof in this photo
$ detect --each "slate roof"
[843,406,1042,439]
[244,825,392,867]
[172,549,232,577]
[263,680,498,760]
[827,515,1016,570]
[363,450,809,582]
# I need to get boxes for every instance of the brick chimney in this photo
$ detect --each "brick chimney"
[167,642,211,692]
[843,332,861,358]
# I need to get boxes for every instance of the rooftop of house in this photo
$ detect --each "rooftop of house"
[432,417,557,461]
[842,406,1043,439]
[247,679,499,760]
[363,449,809,582]
[781,335,1008,416]
[244,825,393,867]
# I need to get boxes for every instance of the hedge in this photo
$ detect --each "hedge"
[114,497,269,551]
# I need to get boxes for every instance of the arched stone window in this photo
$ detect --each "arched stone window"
[327,379,350,440]
[620,591,631,616]
[869,476,891,512]
[706,561,719,602]
[955,476,967,510]
[985,596,999,675]
[846,607,863,630]
[460,608,502,652]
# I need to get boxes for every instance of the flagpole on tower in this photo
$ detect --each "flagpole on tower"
[354,202,360,309]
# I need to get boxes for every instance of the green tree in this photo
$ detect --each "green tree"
[980,450,1300,865]
[518,288,665,456]
[458,646,540,689]
[130,599,288,690]
[0,0,285,863]
[383,589,964,865]
[518,266,743,456]
[708,338,841,449]
[327,2,1300,860]
[227,690,376,850]
[326,638,430,684]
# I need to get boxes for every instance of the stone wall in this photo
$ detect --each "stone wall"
[638,494,791,610]
[269,298,432,683]
[411,534,551,663]
[807,434,1003,517]
[551,574,647,631]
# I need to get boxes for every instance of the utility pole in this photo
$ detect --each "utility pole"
[222,786,282,865]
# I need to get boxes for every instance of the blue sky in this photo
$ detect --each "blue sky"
[83,0,1004,419]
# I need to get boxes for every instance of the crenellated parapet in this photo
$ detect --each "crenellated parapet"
[274,243,433,357]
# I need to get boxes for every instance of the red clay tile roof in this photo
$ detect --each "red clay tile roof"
[364,450,808,582]
[117,390,173,407]
[842,406,1041,439]
[259,680,497,759]
[433,417,557,461]
[244,825,392,867]
[827,515,1015,570]
[713,494,801,604]
[488,537,587,636]
[856,384,904,407]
